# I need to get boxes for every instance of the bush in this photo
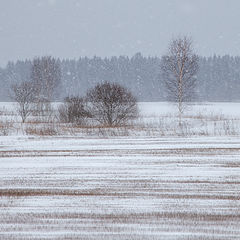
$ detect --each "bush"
[86,82,138,126]
[58,97,89,125]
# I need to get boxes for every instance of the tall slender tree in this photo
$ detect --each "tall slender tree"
[31,56,61,101]
[161,36,199,125]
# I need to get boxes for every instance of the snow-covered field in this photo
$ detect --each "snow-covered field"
[1,103,240,239]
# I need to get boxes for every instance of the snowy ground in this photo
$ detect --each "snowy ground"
[0,103,240,239]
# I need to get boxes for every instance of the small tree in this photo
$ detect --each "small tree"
[86,82,138,126]
[58,96,89,125]
[11,81,36,123]
[161,36,199,125]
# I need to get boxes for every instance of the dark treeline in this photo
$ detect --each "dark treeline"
[0,53,240,101]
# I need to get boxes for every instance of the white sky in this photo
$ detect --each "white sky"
[0,0,240,66]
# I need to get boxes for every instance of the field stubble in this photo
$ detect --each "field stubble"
[0,136,240,239]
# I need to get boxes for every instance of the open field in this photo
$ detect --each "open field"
[1,135,240,239]
[0,102,240,239]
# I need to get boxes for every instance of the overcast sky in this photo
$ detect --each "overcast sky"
[0,0,240,66]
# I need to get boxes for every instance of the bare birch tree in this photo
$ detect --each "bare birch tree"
[161,36,199,125]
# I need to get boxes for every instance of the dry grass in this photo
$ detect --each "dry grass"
[25,124,58,136]
[0,188,239,201]
[1,103,240,137]
[0,120,14,135]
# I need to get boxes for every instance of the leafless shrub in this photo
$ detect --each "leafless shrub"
[58,97,89,125]
[86,82,138,127]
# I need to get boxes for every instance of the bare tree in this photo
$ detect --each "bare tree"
[161,36,199,125]
[31,56,61,101]
[31,56,61,116]
[86,82,138,126]
[11,81,36,123]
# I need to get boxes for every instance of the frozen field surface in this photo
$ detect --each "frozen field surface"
[0,135,240,239]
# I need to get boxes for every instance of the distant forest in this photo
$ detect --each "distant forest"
[0,53,240,101]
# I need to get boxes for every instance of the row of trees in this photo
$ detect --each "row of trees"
[59,82,138,126]
[11,36,198,126]
[13,80,138,126]
[10,56,139,126]
[2,52,240,102]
